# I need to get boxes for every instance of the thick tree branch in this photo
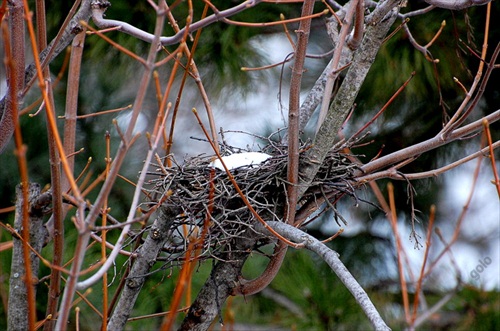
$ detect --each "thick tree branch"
[357,140,500,182]
[0,0,25,153]
[230,240,288,296]
[299,7,399,198]
[232,0,316,298]
[7,184,48,331]
[107,212,175,330]
[179,235,261,331]
[316,0,358,133]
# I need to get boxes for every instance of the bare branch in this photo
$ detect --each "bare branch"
[256,221,391,331]
[1,0,92,153]
[356,140,500,182]
[316,0,358,133]
[8,184,48,331]
[91,0,263,46]
[54,1,168,328]
[359,109,500,176]
[299,7,399,198]
[107,210,175,330]
[0,0,25,153]
[423,0,492,10]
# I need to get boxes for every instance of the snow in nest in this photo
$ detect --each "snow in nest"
[209,152,271,171]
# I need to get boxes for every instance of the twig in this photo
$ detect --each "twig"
[350,72,415,140]
[403,20,446,63]
[54,1,168,328]
[399,5,435,19]
[422,146,484,279]
[76,103,171,291]
[483,120,500,197]
[440,5,493,136]
[387,182,411,324]
[91,0,264,46]
[409,205,436,326]
[81,22,147,65]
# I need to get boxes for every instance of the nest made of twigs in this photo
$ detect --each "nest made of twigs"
[145,142,358,262]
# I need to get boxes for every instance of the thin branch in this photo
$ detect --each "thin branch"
[409,205,436,327]
[316,0,357,133]
[399,5,435,19]
[483,120,500,197]
[22,0,88,96]
[356,140,500,182]
[412,291,456,329]
[54,1,168,328]
[422,149,484,279]
[287,0,316,223]
[91,0,263,46]
[404,19,447,63]
[441,8,494,135]
[387,182,410,323]
[423,0,492,10]
[359,109,500,176]
[76,83,171,291]
[0,0,24,153]
[351,71,415,140]
[255,221,391,331]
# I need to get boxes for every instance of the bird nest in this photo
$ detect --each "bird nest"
[145,142,358,263]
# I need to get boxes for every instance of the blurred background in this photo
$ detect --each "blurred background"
[0,1,499,329]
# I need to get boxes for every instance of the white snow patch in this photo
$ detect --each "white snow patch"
[210,152,271,171]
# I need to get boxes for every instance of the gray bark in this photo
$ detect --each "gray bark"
[107,211,175,330]
[178,234,259,331]
[298,7,399,198]
[7,183,49,331]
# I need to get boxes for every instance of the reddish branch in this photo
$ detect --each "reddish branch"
[55,2,169,328]
[0,0,24,153]
[232,0,316,297]
[347,0,364,50]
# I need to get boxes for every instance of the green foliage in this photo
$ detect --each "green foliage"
[228,250,500,330]
[231,249,375,330]
[415,286,500,330]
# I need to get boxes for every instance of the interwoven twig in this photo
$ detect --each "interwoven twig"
[145,140,358,265]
